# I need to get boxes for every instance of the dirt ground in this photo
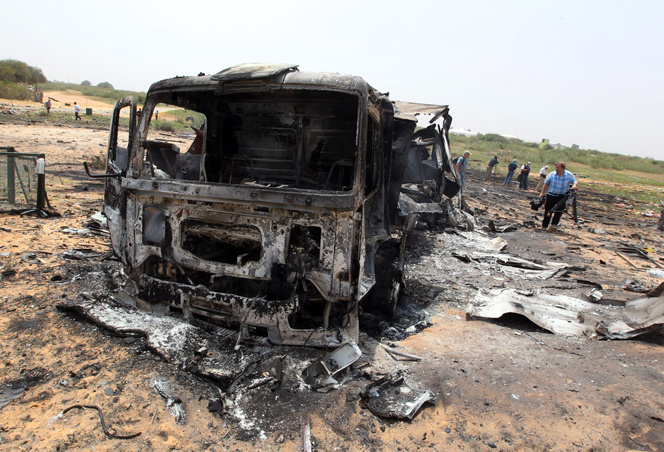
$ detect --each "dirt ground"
[1,108,663,451]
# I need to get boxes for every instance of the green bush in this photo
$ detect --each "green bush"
[0,80,28,100]
[155,121,174,132]
[478,133,509,144]
[0,59,46,84]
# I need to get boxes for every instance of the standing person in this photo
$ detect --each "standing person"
[535,165,549,192]
[504,159,517,185]
[155,110,159,120]
[519,161,531,190]
[540,161,577,231]
[74,102,81,120]
[485,155,499,181]
[44,99,51,114]
[456,151,471,188]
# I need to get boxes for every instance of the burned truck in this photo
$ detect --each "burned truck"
[93,64,456,347]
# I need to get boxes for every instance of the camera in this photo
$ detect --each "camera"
[530,196,544,211]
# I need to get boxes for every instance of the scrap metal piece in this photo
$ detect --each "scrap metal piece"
[622,279,649,293]
[378,343,422,361]
[647,281,664,298]
[583,288,604,303]
[467,289,664,339]
[303,341,361,389]
[453,250,568,279]
[600,296,664,339]
[0,385,25,410]
[302,417,312,452]
[211,63,299,82]
[467,289,601,336]
[63,249,105,260]
[392,101,449,123]
[153,377,186,424]
[362,372,434,420]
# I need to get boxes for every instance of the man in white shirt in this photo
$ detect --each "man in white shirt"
[535,165,549,192]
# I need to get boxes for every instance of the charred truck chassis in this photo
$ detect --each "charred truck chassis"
[99,64,455,347]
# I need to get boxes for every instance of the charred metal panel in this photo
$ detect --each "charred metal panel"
[210,63,299,82]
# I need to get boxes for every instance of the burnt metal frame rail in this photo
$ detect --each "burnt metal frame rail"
[83,161,121,179]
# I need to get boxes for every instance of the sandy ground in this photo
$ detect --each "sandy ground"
[2,91,114,115]
[0,115,663,451]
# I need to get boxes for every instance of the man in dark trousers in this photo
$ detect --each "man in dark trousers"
[504,159,517,185]
[518,161,531,190]
[455,151,471,189]
[540,161,577,232]
[485,156,499,181]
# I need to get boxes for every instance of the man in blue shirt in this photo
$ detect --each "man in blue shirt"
[485,155,499,181]
[539,161,577,231]
[504,159,517,185]
[456,151,471,189]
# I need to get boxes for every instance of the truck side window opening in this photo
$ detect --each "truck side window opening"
[140,103,205,181]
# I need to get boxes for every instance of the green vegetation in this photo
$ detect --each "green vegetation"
[451,132,664,211]
[0,59,46,84]
[162,108,205,125]
[42,81,146,104]
[0,59,145,103]
[149,104,205,132]
[0,80,29,99]
[153,121,175,132]
[0,59,47,100]
[451,133,663,175]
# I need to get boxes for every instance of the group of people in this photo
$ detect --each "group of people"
[493,159,555,192]
[499,159,534,189]
[455,151,578,231]
[43,99,82,120]
[46,100,83,119]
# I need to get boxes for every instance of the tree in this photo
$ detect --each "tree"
[81,80,91,86]
[96,81,114,89]
[0,59,46,84]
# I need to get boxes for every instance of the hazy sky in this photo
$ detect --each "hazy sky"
[2,0,662,159]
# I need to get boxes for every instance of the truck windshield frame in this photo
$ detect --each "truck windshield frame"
[134,86,364,194]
